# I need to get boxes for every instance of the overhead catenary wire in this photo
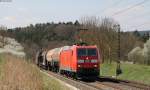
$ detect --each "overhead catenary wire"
[112,0,149,16]
[123,11,150,23]
[93,0,149,31]
[94,0,122,16]
[109,0,149,31]
[130,21,150,30]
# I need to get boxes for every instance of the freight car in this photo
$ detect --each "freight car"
[36,45,100,79]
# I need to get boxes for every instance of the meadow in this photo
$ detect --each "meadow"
[101,62,150,85]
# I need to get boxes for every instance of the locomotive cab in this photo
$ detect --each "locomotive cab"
[76,47,100,78]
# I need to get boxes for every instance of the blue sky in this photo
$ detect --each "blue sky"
[0,0,150,31]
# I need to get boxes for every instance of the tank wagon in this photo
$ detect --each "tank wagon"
[36,45,100,79]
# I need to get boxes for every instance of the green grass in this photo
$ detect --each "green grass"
[42,73,70,90]
[100,63,150,85]
[0,54,5,80]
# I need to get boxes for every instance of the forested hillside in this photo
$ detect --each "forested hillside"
[0,17,146,64]
[4,21,80,58]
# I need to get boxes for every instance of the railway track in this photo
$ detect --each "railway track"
[97,77,150,90]
[41,69,150,90]
[41,70,101,90]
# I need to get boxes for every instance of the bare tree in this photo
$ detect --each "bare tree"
[79,16,118,63]
[0,26,7,48]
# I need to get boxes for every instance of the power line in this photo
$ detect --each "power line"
[124,11,150,23]
[111,0,149,31]
[93,0,149,31]
[94,0,122,16]
[131,21,150,30]
[112,0,148,16]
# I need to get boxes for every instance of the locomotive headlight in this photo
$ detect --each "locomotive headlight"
[78,65,81,67]
[78,60,84,63]
[91,59,97,63]
[94,65,98,67]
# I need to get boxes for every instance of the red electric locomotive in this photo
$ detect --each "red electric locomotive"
[59,45,100,79]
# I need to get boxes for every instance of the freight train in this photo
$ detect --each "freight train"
[36,45,100,79]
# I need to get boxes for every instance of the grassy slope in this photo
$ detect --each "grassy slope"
[0,54,70,90]
[100,63,150,85]
[0,55,4,80]
[42,74,70,90]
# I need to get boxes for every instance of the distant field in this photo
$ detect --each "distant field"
[100,62,150,85]
[0,54,69,90]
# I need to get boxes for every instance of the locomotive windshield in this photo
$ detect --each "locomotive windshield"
[77,48,86,56]
[87,49,97,56]
[77,48,97,56]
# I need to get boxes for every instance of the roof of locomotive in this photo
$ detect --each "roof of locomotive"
[61,45,98,51]
[72,45,97,48]
[47,45,98,54]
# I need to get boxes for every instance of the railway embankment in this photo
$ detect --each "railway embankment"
[0,54,71,90]
[0,36,74,90]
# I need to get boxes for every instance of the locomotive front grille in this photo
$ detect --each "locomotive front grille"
[77,68,99,77]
